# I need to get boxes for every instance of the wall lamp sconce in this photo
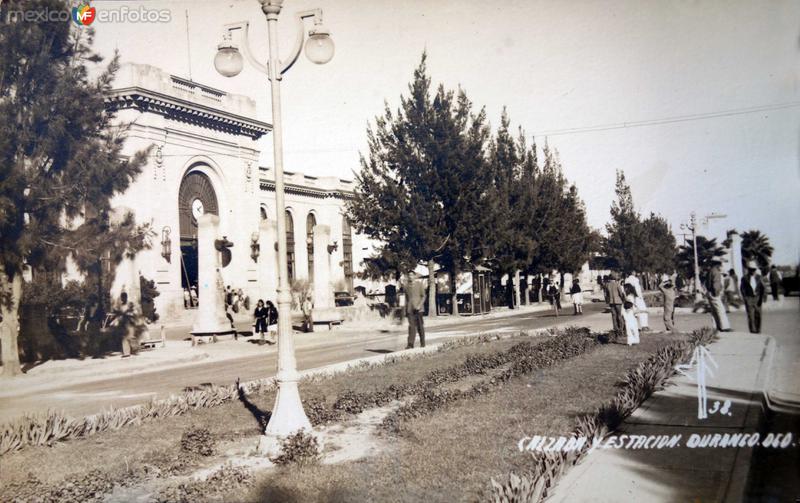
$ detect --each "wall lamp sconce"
[250,231,260,262]
[327,240,338,254]
[160,226,172,263]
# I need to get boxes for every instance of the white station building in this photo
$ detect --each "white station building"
[102,63,375,322]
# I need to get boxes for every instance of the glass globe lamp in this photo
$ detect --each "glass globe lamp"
[304,24,334,64]
[214,41,244,77]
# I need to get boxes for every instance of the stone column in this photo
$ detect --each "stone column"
[312,224,333,310]
[258,220,279,303]
[192,214,231,335]
[728,231,743,279]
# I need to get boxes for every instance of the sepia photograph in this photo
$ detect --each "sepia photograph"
[0,0,798,501]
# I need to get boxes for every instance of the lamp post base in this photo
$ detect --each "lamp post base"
[258,378,314,456]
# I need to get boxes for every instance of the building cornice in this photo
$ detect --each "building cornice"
[105,87,272,141]
[259,180,355,200]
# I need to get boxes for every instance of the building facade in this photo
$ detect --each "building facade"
[103,63,374,322]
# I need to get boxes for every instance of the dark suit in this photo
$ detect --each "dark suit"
[605,279,626,338]
[405,279,426,348]
[740,274,765,333]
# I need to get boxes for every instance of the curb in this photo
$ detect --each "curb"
[722,334,776,502]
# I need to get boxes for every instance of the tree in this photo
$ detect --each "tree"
[675,236,726,282]
[741,230,774,270]
[346,53,490,316]
[0,1,150,376]
[484,111,538,308]
[639,213,677,274]
[527,143,593,277]
[604,170,642,272]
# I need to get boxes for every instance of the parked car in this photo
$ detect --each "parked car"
[334,291,354,307]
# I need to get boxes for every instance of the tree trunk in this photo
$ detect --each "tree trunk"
[1,271,23,377]
[451,265,460,316]
[514,269,521,309]
[427,259,436,317]
[538,273,544,304]
[521,273,528,305]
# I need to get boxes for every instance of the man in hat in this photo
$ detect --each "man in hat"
[658,274,677,332]
[706,259,731,332]
[768,265,782,302]
[604,271,627,341]
[404,271,427,348]
[740,261,766,333]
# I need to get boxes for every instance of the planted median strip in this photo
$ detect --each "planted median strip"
[0,326,715,502]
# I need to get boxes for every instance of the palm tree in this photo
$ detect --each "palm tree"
[741,230,774,270]
[675,235,726,281]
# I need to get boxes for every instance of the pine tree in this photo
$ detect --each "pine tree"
[604,170,643,272]
[346,53,490,316]
[484,111,538,307]
[0,1,150,376]
[639,213,677,273]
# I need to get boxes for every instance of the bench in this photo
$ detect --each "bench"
[139,326,166,349]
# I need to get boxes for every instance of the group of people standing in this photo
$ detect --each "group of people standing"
[602,271,651,345]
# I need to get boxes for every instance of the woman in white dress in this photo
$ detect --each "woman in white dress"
[622,285,640,345]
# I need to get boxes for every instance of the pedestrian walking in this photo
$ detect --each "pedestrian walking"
[405,271,426,348]
[604,272,627,341]
[768,265,782,301]
[265,300,278,343]
[705,260,731,332]
[254,299,270,344]
[723,269,741,312]
[570,279,583,315]
[190,285,198,307]
[740,261,766,333]
[183,288,190,309]
[548,282,561,317]
[301,295,314,332]
[224,303,236,339]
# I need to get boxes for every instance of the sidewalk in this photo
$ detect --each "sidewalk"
[551,331,776,503]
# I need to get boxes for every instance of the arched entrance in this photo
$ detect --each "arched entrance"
[178,171,219,290]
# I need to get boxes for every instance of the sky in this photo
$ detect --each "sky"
[89,0,799,264]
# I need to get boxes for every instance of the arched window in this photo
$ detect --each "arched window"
[342,215,353,292]
[260,205,268,221]
[306,212,316,282]
[286,210,295,283]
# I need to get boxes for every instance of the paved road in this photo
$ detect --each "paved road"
[0,303,608,421]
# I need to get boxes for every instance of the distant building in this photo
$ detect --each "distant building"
[95,63,374,321]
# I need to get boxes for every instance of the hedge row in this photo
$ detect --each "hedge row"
[487,327,717,503]
[298,327,595,429]
[380,327,599,432]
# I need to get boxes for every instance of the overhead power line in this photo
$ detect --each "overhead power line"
[532,101,800,137]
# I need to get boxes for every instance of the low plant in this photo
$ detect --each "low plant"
[270,431,321,467]
[155,463,253,503]
[180,425,215,457]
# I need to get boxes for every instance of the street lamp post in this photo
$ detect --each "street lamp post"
[214,0,334,455]
[681,212,702,300]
